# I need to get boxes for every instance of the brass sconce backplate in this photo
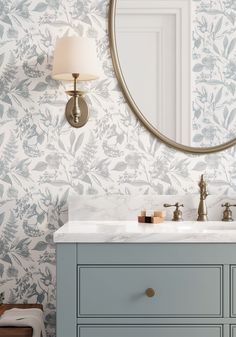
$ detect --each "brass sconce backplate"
[65,95,89,128]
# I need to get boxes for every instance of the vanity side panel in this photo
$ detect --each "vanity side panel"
[56,243,77,337]
[77,243,236,265]
[78,325,223,337]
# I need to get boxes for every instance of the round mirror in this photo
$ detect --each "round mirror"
[109,0,236,154]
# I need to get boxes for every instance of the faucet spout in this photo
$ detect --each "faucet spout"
[197,174,208,221]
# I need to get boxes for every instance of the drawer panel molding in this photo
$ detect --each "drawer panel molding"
[78,265,222,317]
[231,325,236,336]
[78,325,223,337]
[231,266,236,317]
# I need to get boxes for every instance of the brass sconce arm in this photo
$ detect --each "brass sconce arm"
[65,73,89,128]
[72,73,80,124]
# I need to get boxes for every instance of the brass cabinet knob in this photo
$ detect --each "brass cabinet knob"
[145,288,155,297]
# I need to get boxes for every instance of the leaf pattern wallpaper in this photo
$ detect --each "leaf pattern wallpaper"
[192,0,236,146]
[0,0,236,336]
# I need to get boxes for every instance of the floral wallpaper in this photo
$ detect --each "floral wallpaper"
[0,0,236,336]
[192,0,236,146]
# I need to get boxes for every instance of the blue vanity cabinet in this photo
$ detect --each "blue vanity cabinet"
[56,243,236,337]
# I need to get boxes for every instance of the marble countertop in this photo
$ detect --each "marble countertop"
[53,220,236,243]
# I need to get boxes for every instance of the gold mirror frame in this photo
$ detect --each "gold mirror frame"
[108,0,236,154]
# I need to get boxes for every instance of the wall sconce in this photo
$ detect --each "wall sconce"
[52,36,100,128]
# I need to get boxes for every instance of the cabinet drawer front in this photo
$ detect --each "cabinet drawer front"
[78,325,222,337]
[78,266,222,317]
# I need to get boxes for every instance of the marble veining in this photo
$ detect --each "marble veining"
[68,194,236,222]
[54,220,236,243]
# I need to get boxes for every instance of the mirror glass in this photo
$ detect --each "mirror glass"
[114,0,236,148]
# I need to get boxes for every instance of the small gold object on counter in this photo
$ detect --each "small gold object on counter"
[153,210,166,218]
[138,210,165,224]
[152,216,164,224]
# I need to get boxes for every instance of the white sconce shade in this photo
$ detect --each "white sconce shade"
[52,36,100,81]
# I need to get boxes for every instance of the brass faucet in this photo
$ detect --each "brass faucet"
[163,203,184,221]
[197,174,208,221]
[221,203,236,222]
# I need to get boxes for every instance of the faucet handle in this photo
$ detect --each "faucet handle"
[221,202,236,208]
[163,203,184,222]
[221,203,236,222]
